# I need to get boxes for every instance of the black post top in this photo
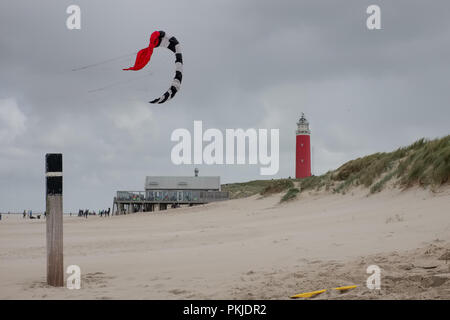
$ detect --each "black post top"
[46,153,62,173]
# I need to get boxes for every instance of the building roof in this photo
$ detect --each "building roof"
[145,176,220,190]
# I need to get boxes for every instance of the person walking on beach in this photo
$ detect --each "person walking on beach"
[23,210,26,219]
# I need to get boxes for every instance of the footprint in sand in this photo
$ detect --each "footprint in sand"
[82,272,115,288]
[168,288,189,295]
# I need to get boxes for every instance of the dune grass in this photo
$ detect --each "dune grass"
[221,180,275,199]
[330,135,449,193]
[222,179,294,199]
[260,179,294,196]
[222,135,450,199]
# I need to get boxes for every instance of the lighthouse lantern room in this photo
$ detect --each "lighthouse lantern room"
[295,113,312,179]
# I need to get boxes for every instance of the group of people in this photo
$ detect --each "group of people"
[77,208,111,218]
[99,208,111,217]
[22,210,43,219]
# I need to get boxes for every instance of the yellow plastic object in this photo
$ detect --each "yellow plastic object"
[333,285,357,291]
[291,289,327,299]
[291,285,357,299]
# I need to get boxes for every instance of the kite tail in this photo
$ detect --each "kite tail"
[148,34,182,104]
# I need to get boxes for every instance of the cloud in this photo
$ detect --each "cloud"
[0,98,26,144]
[109,100,157,136]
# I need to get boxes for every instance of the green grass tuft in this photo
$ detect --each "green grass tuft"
[280,188,300,202]
[370,170,397,194]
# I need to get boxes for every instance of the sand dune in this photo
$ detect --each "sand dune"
[0,186,449,299]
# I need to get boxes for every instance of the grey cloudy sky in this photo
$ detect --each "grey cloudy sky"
[1,0,449,212]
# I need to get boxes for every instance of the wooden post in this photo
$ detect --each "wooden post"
[46,153,64,287]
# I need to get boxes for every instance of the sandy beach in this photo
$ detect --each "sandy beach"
[0,185,449,299]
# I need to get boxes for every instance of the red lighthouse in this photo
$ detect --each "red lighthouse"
[295,113,311,179]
